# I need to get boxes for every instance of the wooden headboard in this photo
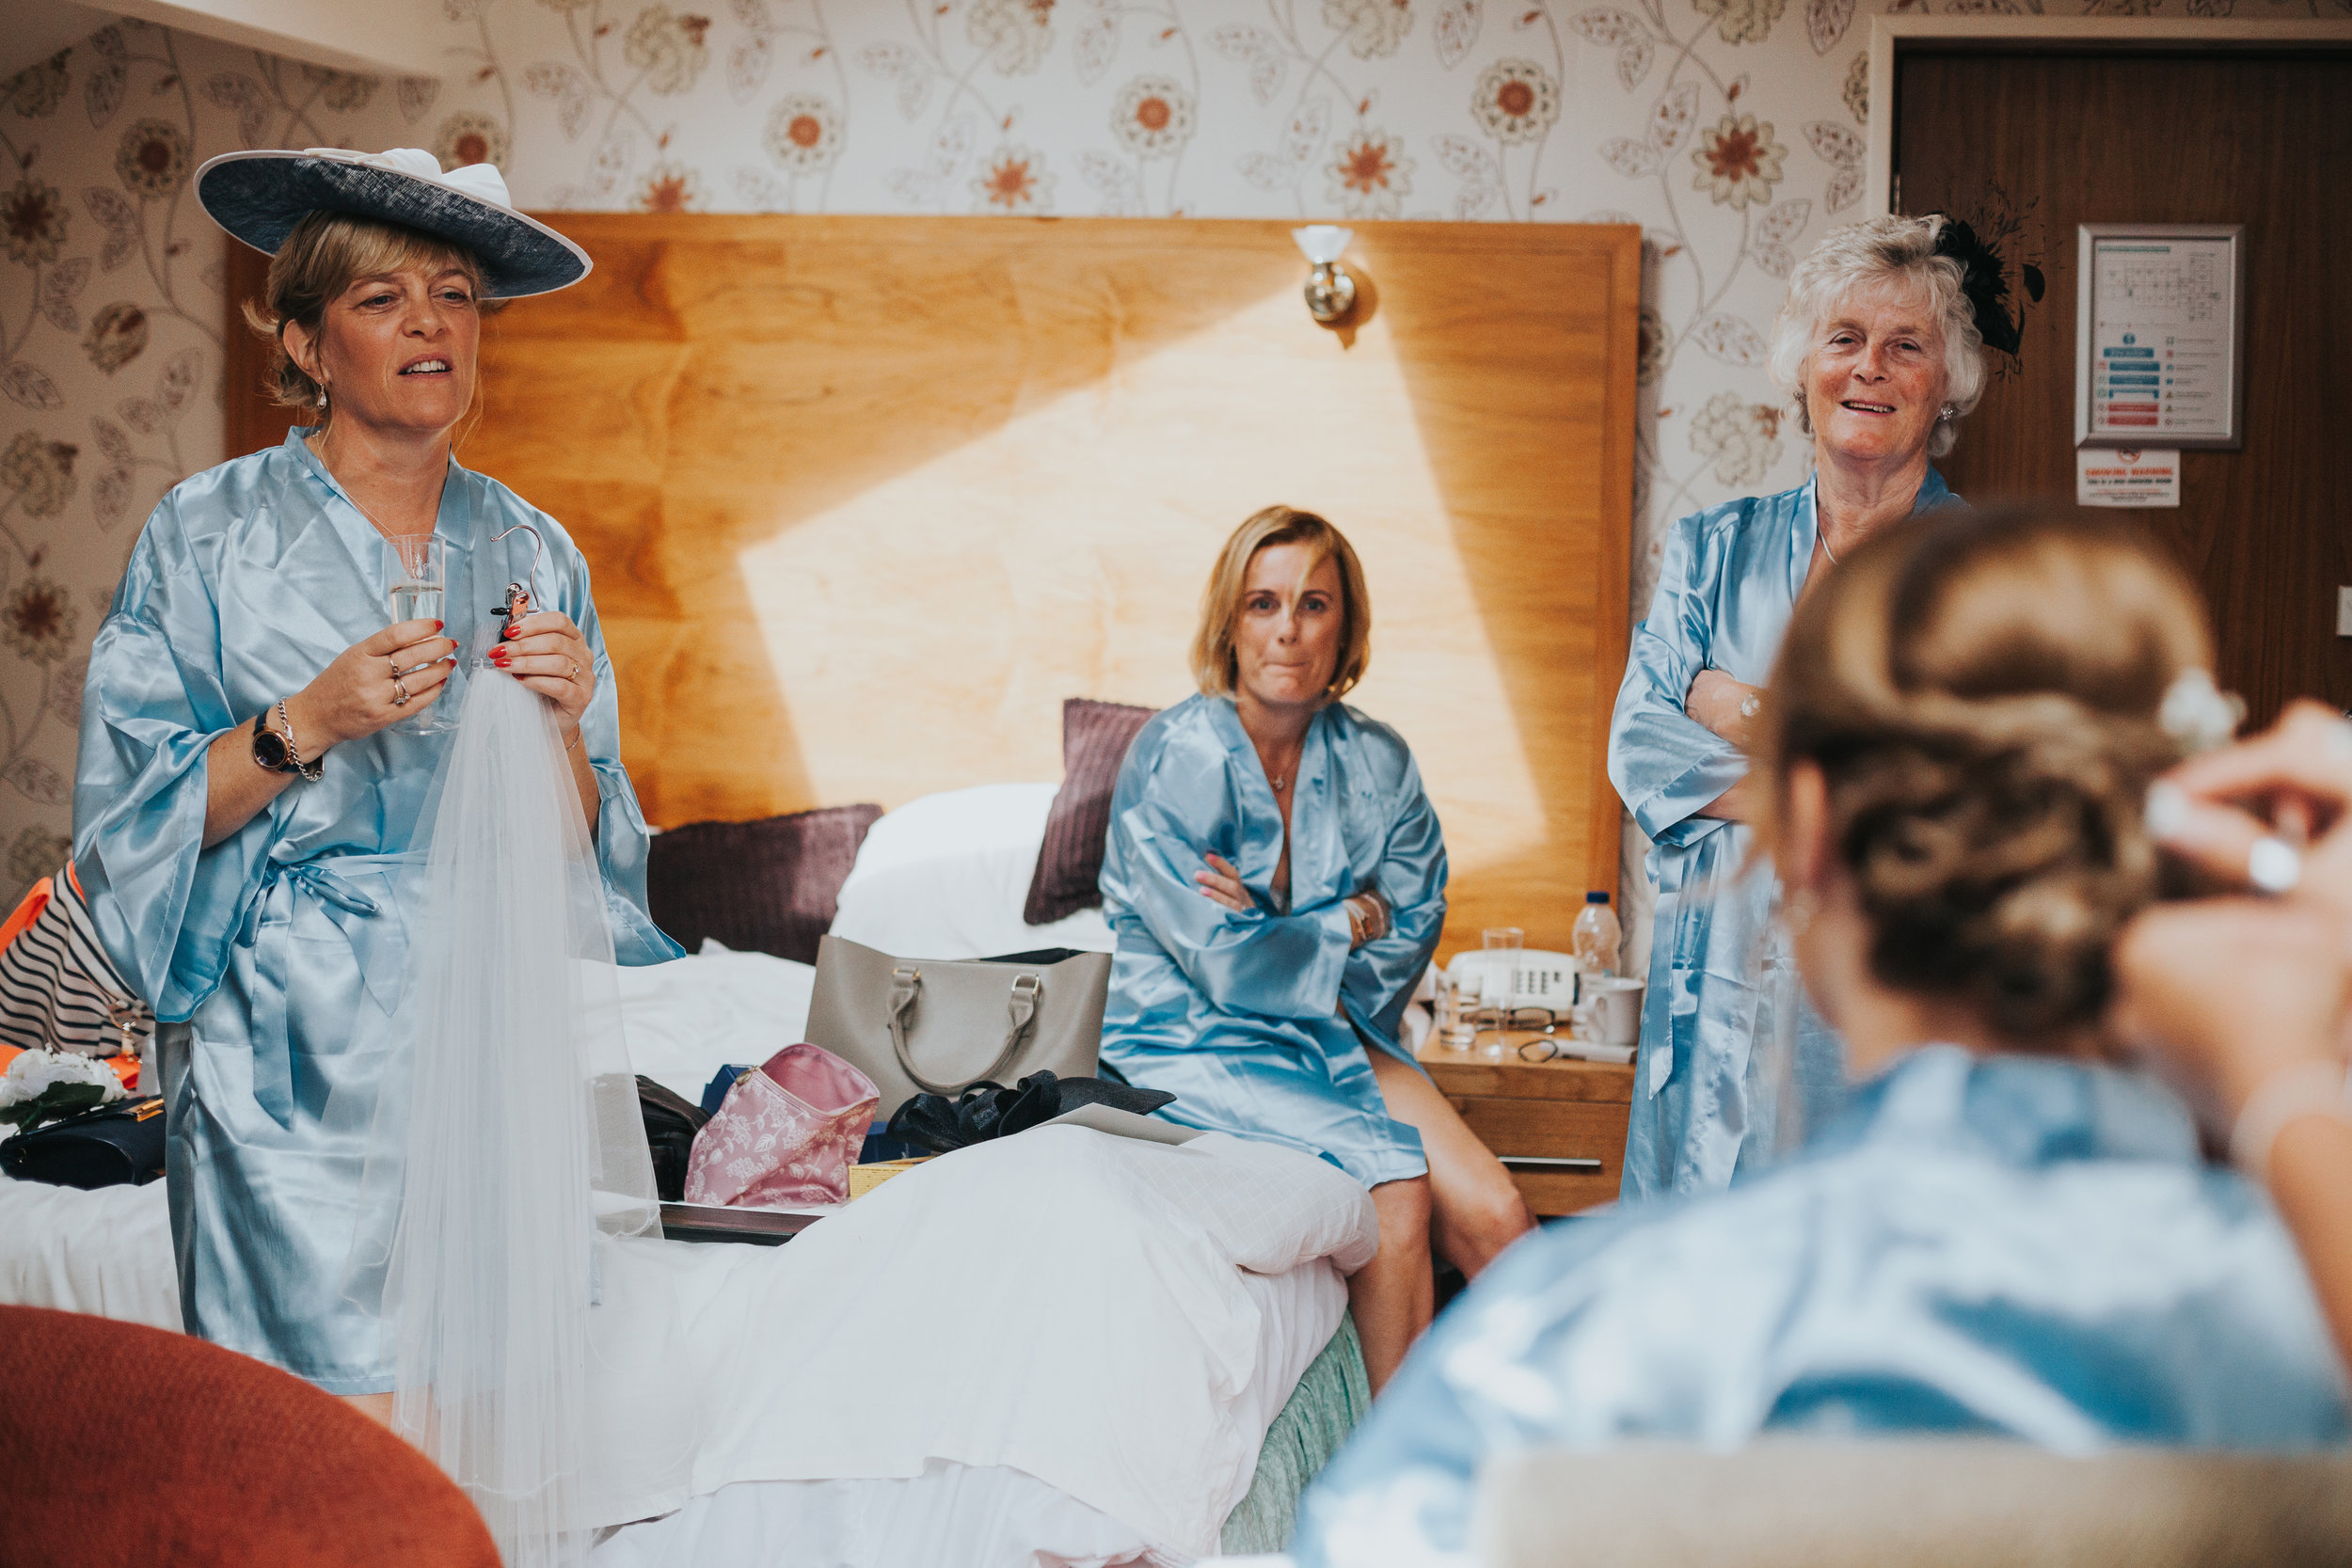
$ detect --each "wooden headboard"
[230,216,1638,956]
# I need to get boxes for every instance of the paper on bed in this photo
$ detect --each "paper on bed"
[633,1126,1376,1558]
[1034,1101,1204,1147]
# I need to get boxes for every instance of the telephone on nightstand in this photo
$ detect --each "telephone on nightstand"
[1445,947,1580,1010]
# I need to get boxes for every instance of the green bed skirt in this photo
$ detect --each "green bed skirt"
[1218,1311,1371,1555]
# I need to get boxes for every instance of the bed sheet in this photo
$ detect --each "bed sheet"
[0,1172,176,1330]
[594,1262,1344,1568]
[580,1127,1375,1556]
[0,1124,1369,1564]
[607,944,818,1105]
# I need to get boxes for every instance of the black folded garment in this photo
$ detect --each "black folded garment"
[637,1075,710,1203]
[886,1070,1175,1154]
[0,1096,166,1189]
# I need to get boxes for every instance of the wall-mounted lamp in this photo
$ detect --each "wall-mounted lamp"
[1293,225,1357,325]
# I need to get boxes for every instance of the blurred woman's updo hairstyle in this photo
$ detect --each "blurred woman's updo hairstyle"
[1754,508,2214,1043]
[240,210,491,422]
[1191,505,1373,704]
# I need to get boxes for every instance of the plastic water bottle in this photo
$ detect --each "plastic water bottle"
[1571,891,1622,976]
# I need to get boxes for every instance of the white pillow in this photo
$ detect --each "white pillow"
[614,942,817,1104]
[829,783,1116,961]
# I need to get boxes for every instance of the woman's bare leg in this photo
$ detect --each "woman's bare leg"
[1348,1175,1434,1395]
[1368,1049,1535,1277]
[343,1391,395,1427]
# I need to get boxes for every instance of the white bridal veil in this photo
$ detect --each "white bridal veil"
[347,661,672,1568]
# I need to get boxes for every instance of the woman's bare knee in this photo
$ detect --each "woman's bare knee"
[1440,1171,1534,1275]
[1375,1174,1433,1243]
[1471,1182,1536,1257]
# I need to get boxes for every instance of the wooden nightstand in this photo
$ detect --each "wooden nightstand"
[1418,1034,1633,1215]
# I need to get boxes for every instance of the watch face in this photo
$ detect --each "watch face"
[253,727,292,770]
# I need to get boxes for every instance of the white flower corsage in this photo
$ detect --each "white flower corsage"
[0,1047,127,1132]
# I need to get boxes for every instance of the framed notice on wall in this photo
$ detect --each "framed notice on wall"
[2074,224,2246,450]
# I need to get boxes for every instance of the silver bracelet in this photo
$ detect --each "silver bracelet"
[276,700,323,783]
[2229,1059,2352,1181]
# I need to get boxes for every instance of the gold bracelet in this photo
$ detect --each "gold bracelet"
[564,728,584,754]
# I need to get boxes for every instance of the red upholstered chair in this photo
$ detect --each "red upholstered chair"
[0,1306,498,1568]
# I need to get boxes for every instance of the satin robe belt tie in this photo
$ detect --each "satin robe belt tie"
[242,853,417,1123]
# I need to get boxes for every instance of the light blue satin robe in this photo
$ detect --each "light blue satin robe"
[1097,695,1446,1189]
[72,426,677,1392]
[1610,470,1960,1200]
[1294,1045,2351,1566]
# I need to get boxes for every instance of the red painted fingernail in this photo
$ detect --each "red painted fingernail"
[433,620,444,631]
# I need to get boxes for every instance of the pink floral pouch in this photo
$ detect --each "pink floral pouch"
[684,1043,879,1208]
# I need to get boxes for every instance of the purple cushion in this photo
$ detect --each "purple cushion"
[646,804,883,965]
[1025,699,1159,926]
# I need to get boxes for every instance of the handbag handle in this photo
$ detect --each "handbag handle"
[885,966,1044,1096]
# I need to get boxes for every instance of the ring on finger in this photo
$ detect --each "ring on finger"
[2249,835,2302,895]
[568,657,580,681]
[391,673,411,707]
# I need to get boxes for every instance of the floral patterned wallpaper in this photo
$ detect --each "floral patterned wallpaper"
[0,0,2267,930]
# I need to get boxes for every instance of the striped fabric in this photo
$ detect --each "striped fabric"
[0,866,153,1058]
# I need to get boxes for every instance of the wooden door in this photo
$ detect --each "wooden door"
[1894,48,2352,725]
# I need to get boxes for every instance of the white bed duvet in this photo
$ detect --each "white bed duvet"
[0,1123,1373,1564]
[586,1126,1375,1560]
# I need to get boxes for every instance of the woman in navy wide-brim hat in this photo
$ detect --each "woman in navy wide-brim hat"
[72,148,679,1411]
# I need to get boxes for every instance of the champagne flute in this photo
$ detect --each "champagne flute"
[387,534,450,736]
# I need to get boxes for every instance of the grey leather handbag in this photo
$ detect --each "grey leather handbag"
[805,935,1112,1118]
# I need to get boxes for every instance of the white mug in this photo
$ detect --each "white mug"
[1574,974,1645,1048]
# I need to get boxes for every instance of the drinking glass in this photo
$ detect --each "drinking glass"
[1478,927,1522,1061]
[1437,965,1475,1049]
[387,535,451,736]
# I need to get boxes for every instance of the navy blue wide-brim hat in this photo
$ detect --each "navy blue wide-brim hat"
[194,147,590,299]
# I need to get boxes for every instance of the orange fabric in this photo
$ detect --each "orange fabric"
[0,874,52,956]
[0,1306,500,1567]
[0,1043,19,1076]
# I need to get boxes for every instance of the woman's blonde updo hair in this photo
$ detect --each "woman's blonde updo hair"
[240,210,489,423]
[1191,506,1372,704]
[1768,214,1989,460]
[1755,508,2214,1044]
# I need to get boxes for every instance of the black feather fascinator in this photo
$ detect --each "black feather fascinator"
[1931,215,2042,359]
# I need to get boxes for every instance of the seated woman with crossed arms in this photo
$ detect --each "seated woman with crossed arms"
[1097,506,1533,1394]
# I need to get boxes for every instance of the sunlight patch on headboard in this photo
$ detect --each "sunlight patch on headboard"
[736,275,1545,885]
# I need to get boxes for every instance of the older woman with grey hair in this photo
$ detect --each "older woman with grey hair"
[1607,213,1998,1201]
